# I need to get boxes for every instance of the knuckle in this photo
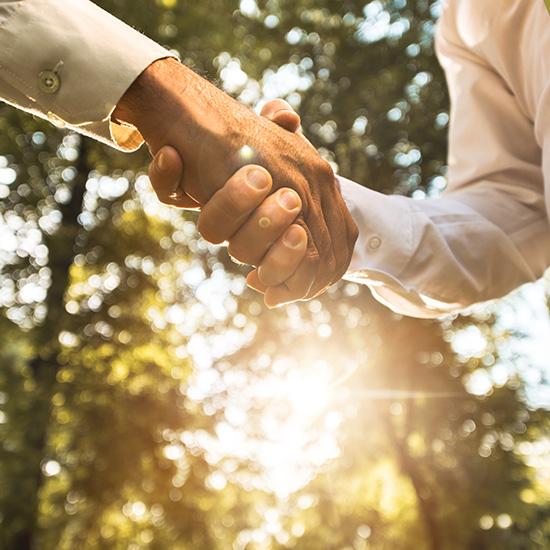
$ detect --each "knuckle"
[223,183,257,220]
[317,158,334,181]
[268,255,289,273]
[223,188,246,218]
[259,266,285,287]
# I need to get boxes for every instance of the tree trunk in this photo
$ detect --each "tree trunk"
[385,415,442,550]
[13,138,89,550]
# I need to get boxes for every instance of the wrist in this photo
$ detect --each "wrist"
[112,57,192,150]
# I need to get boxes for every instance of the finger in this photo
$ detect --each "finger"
[260,99,301,133]
[198,165,272,245]
[246,269,267,294]
[149,145,201,210]
[263,252,318,307]
[247,219,319,307]
[227,188,301,266]
[255,224,307,287]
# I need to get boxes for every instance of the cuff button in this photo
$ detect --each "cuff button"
[38,70,61,94]
[369,236,382,249]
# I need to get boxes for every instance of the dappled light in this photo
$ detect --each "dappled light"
[1,0,549,549]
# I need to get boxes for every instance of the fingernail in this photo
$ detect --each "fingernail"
[271,108,288,119]
[283,226,303,248]
[246,169,268,190]
[279,190,300,210]
[157,150,168,172]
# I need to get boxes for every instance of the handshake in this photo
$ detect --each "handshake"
[113,58,358,306]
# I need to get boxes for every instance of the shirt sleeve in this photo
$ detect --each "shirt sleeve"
[0,0,173,151]
[339,0,550,319]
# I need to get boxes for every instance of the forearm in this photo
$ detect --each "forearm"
[339,176,550,318]
[342,0,547,318]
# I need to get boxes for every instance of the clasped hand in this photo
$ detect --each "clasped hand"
[150,99,356,307]
[115,59,357,306]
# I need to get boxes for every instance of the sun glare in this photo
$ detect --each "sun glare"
[286,363,332,417]
[186,354,344,499]
[250,359,341,497]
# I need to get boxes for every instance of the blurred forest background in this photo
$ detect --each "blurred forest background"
[1,0,550,549]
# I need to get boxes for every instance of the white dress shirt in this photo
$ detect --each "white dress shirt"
[340,0,550,317]
[0,0,169,150]
[1,0,549,318]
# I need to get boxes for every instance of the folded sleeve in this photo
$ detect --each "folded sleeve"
[339,1,550,318]
[0,0,173,151]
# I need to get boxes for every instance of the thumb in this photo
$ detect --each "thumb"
[149,145,201,210]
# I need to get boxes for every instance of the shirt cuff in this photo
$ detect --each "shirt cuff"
[0,0,173,151]
[336,175,465,318]
[337,175,414,278]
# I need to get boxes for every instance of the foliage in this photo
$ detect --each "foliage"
[0,1,549,550]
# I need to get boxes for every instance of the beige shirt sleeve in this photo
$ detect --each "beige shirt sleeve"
[0,0,172,151]
[339,0,550,318]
